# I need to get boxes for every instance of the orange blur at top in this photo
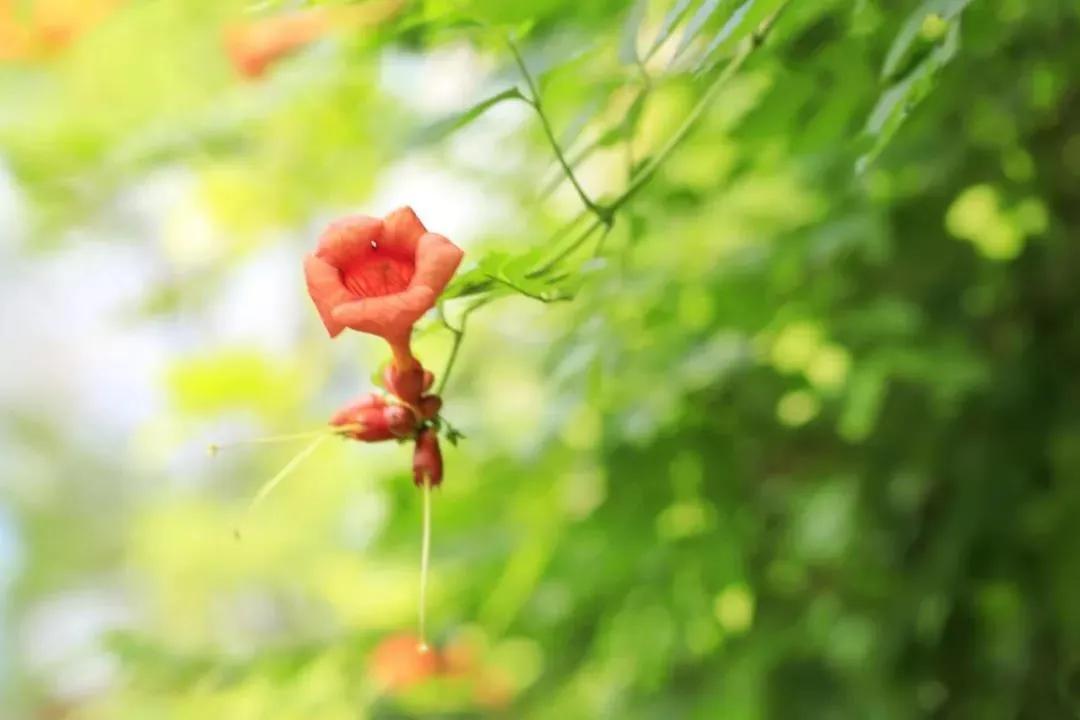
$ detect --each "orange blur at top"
[0,0,123,61]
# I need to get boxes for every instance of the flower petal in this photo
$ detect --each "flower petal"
[304,254,354,337]
[330,285,436,340]
[316,215,383,268]
[382,206,427,253]
[410,232,464,297]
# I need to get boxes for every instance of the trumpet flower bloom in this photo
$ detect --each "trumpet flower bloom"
[304,207,464,372]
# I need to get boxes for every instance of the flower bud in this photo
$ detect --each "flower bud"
[412,429,443,487]
[384,404,416,437]
[384,364,434,406]
[330,393,415,441]
[417,395,442,421]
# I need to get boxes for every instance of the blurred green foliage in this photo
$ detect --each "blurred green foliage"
[2,0,1080,718]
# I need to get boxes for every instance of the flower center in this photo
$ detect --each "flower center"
[341,248,414,298]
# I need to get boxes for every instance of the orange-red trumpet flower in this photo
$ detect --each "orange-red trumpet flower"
[304,206,464,373]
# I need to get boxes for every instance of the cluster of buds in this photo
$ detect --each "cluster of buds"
[211,206,460,646]
[304,206,464,488]
[328,366,444,487]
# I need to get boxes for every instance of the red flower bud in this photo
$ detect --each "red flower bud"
[383,364,430,406]
[383,364,434,405]
[417,395,442,422]
[330,394,414,441]
[412,429,443,488]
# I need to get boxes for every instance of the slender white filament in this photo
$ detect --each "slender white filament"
[234,434,328,538]
[209,424,360,455]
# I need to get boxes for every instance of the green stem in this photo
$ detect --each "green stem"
[537,85,649,201]
[433,10,785,397]
[435,298,490,396]
[593,222,616,259]
[529,216,604,278]
[529,9,786,277]
[507,37,612,227]
[417,478,433,652]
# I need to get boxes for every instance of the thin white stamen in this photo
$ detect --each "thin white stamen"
[209,424,361,455]
[234,435,328,539]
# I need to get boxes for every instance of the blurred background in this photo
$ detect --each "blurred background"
[1,0,1079,717]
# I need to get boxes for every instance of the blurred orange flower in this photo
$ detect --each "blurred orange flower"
[224,0,403,79]
[0,0,121,61]
[223,6,331,79]
[369,633,442,690]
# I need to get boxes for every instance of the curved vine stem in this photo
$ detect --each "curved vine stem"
[532,7,787,271]
[435,7,786,395]
[507,37,614,228]
[529,216,605,278]
[436,297,491,396]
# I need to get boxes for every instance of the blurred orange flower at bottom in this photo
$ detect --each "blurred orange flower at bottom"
[473,669,515,710]
[369,634,442,691]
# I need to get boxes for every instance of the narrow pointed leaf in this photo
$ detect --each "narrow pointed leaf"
[620,0,649,65]
[645,0,697,60]
[410,87,526,146]
[693,0,787,74]
[881,0,974,81]
[857,22,961,173]
[669,0,725,66]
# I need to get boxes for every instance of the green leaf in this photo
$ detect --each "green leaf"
[439,416,466,446]
[473,248,579,302]
[839,366,888,443]
[645,0,697,60]
[692,0,787,73]
[481,250,549,297]
[409,87,526,146]
[856,21,960,173]
[442,266,498,301]
[394,11,488,36]
[620,0,649,65]
[444,249,563,303]
[557,96,606,151]
[881,0,974,81]
[692,0,753,72]
[670,0,725,66]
